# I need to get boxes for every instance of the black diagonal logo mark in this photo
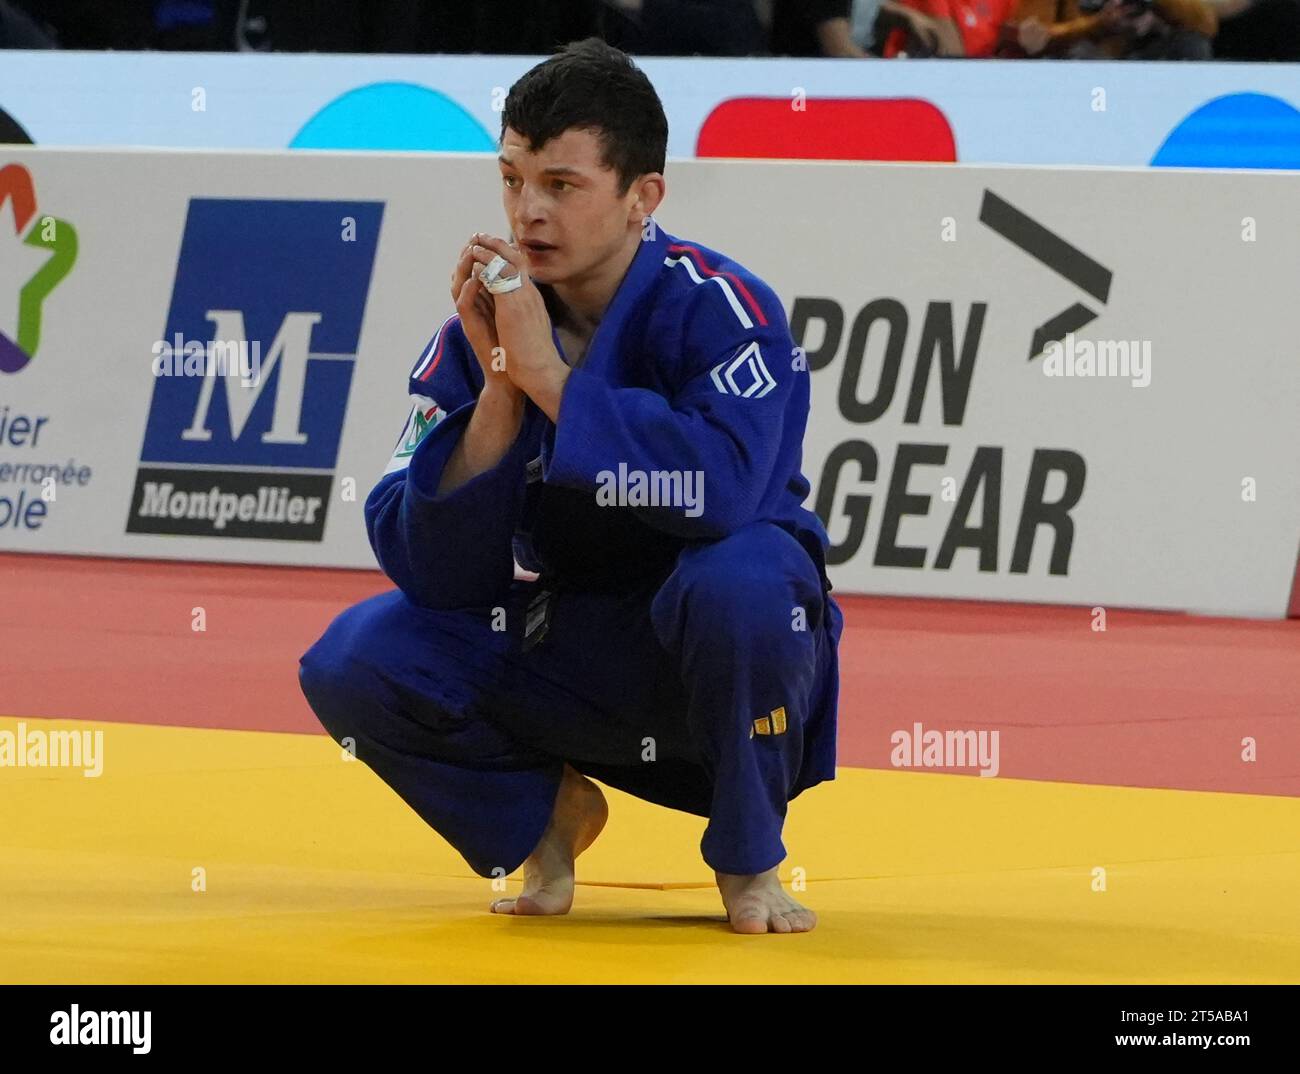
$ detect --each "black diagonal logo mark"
[979,190,1114,361]
[1030,303,1097,361]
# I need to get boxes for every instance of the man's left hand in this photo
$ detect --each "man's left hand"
[469,234,571,422]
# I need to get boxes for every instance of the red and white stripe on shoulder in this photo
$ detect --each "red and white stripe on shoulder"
[664,243,769,330]
[413,314,460,382]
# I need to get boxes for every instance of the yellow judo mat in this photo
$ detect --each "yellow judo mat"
[3,715,1299,984]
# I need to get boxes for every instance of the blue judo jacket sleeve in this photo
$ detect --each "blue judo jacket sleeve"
[364,316,536,610]
[544,279,800,540]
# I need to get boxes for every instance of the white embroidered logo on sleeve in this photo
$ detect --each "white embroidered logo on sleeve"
[383,395,445,475]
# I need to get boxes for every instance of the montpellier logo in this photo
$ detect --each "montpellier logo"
[711,340,776,398]
[127,198,383,542]
[0,163,78,374]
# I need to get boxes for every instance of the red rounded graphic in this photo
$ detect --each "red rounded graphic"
[696,97,957,163]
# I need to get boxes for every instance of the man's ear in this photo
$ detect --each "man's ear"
[630,173,666,223]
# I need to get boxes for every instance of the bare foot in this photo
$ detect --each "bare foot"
[715,867,817,934]
[490,763,608,916]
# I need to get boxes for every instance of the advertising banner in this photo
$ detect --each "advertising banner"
[0,147,1296,617]
[1,51,1299,171]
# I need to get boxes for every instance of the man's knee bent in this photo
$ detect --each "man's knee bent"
[297,589,421,738]
[653,522,825,653]
[299,588,509,744]
[298,605,378,745]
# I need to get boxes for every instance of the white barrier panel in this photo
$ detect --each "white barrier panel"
[0,147,1297,617]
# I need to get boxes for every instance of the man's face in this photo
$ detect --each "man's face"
[498,125,639,286]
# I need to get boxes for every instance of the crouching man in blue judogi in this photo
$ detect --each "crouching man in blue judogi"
[298,39,842,934]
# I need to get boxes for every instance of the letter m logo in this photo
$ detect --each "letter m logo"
[138,198,384,470]
[182,309,321,445]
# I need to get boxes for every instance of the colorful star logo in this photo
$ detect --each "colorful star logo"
[0,163,78,374]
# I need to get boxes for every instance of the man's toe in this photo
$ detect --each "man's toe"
[513,893,548,915]
[729,899,769,934]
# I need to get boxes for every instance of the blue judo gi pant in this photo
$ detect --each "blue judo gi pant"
[298,521,841,878]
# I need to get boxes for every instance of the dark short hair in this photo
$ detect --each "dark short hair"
[501,38,668,196]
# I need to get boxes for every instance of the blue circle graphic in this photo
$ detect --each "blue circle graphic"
[291,82,495,152]
[1152,93,1300,170]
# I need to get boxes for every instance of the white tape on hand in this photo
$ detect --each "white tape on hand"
[479,254,523,294]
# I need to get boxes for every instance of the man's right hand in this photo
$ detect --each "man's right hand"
[437,236,528,496]
[451,233,524,404]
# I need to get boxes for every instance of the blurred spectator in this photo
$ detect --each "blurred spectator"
[771,0,866,54]
[601,0,766,55]
[771,0,955,55]
[14,0,1265,56]
[882,0,1017,53]
[1,0,55,46]
[1209,0,1300,58]
[1012,0,1217,57]
[851,0,886,45]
